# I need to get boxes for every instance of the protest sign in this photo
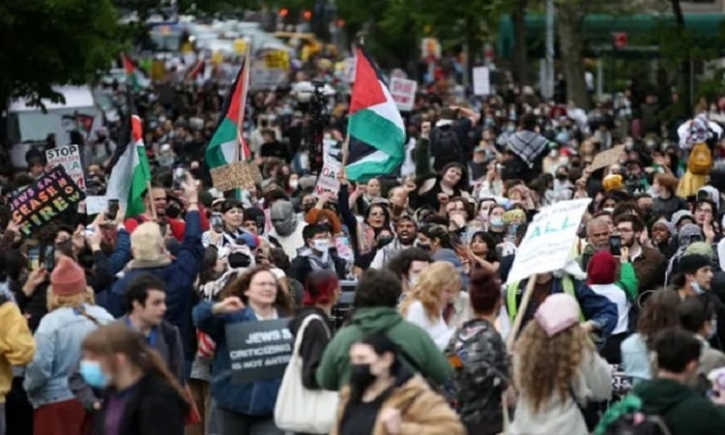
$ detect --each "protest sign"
[589,145,625,172]
[473,66,490,96]
[315,158,342,198]
[390,78,417,112]
[11,166,86,236]
[506,198,591,284]
[264,50,290,70]
[342,57,356,83]
[210,161,261,192]
[85,196,109,215]
[46,145,85,191]
[226,319,293,384]
[250,61,288,91]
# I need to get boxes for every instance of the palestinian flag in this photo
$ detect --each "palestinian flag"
[205,58,251,170]
[106,95,152,218]
[346,47,405,182]
[122,54,151,91]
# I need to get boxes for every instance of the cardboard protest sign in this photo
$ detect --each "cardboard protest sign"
[226,319,293,384]
[390,78,417,112]
[46,145,85,191]
[472,66,490,96]
[210,162,261,192]
[506,198,591,284]
[589,145,625,172]
[11,166,86,236]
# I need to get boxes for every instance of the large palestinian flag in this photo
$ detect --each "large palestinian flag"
[346,47,405,181]
[205,58,251,170]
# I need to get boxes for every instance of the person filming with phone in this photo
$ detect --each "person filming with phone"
[201,199,257,249]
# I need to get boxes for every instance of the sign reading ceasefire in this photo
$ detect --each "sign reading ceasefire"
[11,166,86,236]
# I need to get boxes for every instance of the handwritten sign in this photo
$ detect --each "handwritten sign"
[589,145,625,172]
[506,198,591,283]
[210,161,260,192]
[46,145,85,191]
[11,166,86,236]
[390,78,417,112]
[315,159,341,198]
[226,319,293,384]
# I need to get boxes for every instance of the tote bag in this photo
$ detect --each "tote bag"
[274,314,339,434]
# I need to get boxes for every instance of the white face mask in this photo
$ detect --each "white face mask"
[313,239,330,252]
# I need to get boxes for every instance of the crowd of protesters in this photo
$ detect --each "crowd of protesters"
[4,58,725,435]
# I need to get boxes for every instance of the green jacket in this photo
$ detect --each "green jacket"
[634,378,725,435]
[315,307,453,390]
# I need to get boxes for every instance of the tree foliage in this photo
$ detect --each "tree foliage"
[0,0,121,107]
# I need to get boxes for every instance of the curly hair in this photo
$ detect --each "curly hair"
[399,261,460,323]
[514,319,594,414]
[220,265,294,316]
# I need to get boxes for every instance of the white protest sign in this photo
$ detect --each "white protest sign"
[315,158,341,198]
[389,78,417,112]
[46,145,85,191]
[472,66,491,96]
[506,198,591,284]
[85,196,109,215]
[249,62,287,91]
[343,57,356,83]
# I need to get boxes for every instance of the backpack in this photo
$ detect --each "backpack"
[688,142,712,175]
[431,127,464,171]
[595,394,672,435]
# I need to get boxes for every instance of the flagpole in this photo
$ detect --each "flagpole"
[234,41,252,201]
[147,181,158,220]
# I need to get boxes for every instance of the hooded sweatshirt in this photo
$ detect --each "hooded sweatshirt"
[633,377,725,435]
[315,307,453,391]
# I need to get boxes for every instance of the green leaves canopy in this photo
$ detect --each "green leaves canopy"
[0,0,120,107]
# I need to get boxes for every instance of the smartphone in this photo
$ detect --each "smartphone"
[690,234,703,244]
[210,213,224,233]
[105,200,119,221]
[609,235,622,256]
[172,166,188,191]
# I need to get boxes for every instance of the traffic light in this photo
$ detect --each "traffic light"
[612,32,628,49]
[278,8,289,17]
[303,10,312,20]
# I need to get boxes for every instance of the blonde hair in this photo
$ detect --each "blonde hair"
[399,261,461,323]
[47,286,95,312]
[131,222,165,261]
[514,320,594,413]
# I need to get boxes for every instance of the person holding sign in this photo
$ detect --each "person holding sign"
[192,266,294,435]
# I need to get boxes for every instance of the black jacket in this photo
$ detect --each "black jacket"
[92,374,189,435]
[288,306,334,389]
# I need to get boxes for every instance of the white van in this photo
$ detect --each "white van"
[7,86,102,168]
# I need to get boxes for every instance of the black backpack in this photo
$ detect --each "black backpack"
[431,127,464,171]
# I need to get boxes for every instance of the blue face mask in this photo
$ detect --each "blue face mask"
[490,217,504,227]
[80,360,109,388]
[692,282,706,295]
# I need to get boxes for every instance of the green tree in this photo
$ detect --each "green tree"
[0,0,121,108]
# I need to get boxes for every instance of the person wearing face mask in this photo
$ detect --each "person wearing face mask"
[386,248,432,301]
[290,224,346,287]
[678,297,725,384]
[674,254,725,350]
[269,200,307,261]
[80,323,190,435]
[331,333,465,435]
[201,200,256,248]
[486,205,507,245]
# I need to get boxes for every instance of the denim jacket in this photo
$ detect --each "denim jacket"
[23,304,114,408]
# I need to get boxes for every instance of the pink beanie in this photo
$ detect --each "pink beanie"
[51,256,87,297]
[534,293,581,337]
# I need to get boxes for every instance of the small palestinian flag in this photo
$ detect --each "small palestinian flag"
[122,54,151,92]
[346,47,405,182]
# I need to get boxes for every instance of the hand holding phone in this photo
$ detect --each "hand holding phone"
[609,235,622,256]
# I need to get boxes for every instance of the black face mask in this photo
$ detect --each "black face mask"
[166,204,181,219]
[556,173,568,181]
[302,203,315,214]
[229,252,252,269]
[349,363,376,392]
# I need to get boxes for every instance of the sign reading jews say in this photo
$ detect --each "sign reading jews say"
[226,318,293,384]
[10,165,86,236]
